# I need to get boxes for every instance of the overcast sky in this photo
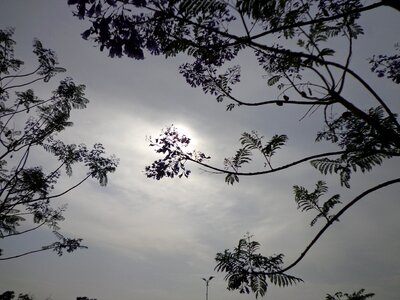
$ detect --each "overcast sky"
[1,1,399,300]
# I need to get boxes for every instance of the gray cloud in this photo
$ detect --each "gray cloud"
[1,1,399,300]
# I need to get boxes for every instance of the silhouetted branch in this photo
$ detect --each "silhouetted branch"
[0,247,49,261]
[186,150,345,176]
[278,177,400,274]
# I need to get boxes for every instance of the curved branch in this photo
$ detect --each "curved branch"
[217,89,335,107]
[1,172,92,213]
[184,149,400,177]
[47,173,92,200]
[207,51,333,107]
[277,177,400,274]
[0,97,55,118]
[0,247,50,261]
[2,222,46,238]
[173,2,383,51]
[297,20,335,88]
[337,28,353,94]
[246,2,384,42]
[186,150,347,176]
[332,64,400,132]
[0,66,41,81]
[3,76,47,91]
[382,0,400,11]
[6,173,93,210]
[0,146,31,207]
[330,91,400,146]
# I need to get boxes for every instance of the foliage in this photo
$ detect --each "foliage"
[0,291,33,300]
[145,125,209,180]
[224,132,288,184]
[215,234,302,298]
[326,289,374,300]
[369,44,400,84]
[0,291,56,300]
[69,0,400,298]
[0,28,119,260]
[313,106,397,188]
[293,181,341,226]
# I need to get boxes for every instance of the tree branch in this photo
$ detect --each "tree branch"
[185,150,347,176]
[245,2,384,43]
[0,247,50,261]
[2,222,46,238]
[278,177,400,274]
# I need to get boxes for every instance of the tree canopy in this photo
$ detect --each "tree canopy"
[68,0,399,298]
[0,291,34,300]
[0,28,119,260]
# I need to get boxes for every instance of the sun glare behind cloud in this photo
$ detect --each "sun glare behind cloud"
[173,123,199,150]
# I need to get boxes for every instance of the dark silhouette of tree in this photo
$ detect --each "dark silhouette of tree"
[0,291,34,300]
[0,291,15,300]
[326,289,374,300]
[0,28,119,260]
[68,0,399,297]
[0,291,55,300]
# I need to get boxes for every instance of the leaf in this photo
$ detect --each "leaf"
[262,134,288,157]
[225,173,239,185]
[268,273,303,287]
[319,48,335,57]
[81,29,92,40]
[232,148,252,167]
[267,75,281,86]
[179,0,226,15]
[240,131,262,150]
[294,181,342,226]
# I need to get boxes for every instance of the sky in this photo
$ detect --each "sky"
[0,1,399,300]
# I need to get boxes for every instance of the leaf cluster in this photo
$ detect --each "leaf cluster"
[48,231,88,256]
[0,29,118,260]
[326,289,374,300]
[313,106,399,187]
[67,0,377,118]
[369,44,400,84]
[0,291,34,300]
[215,234,302,298]
[145,125,210,180]
[179,63,241,110]
[0,29,23,75]
[69,0,237,63]
[294,181,341,226]
[224,132,287,184]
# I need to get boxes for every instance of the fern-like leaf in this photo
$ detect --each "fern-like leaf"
[262,134,288,157]
[240,131,263,150]
[311,158,341,175]
[225,173,239,185]
[232,148,252,167]
[268,273,303,287]
[294,181,341,226]
[179,0,227,15]
[250,276,268,298]
[267,75,281,86]
[215,234,303,298]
